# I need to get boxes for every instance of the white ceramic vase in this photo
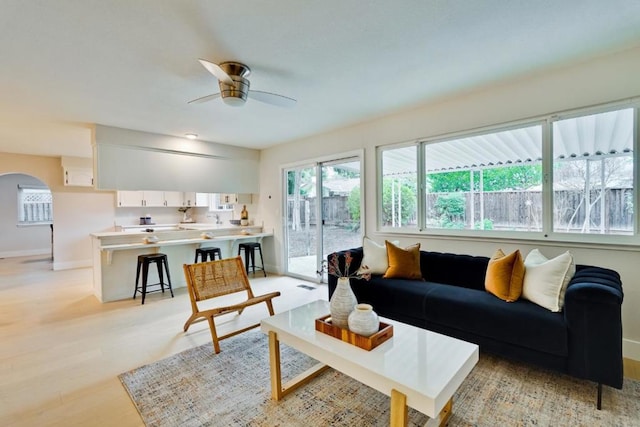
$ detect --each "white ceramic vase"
[330,277,357,329]
[348,303,379,336]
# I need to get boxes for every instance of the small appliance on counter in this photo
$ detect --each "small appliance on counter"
[139,216,153,225]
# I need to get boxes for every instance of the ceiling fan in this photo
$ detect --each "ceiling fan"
[189,59,297,108]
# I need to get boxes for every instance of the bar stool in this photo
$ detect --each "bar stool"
[133,253,173,304]
[195,247,222,263]
[238,242,266,277]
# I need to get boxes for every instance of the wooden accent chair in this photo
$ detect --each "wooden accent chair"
[183,256,280,353]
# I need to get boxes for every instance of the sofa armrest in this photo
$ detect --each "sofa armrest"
[564,267,624,389]
[327,247,364,298]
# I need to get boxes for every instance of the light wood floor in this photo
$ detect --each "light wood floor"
[1,255,638,426]
[0,255,327,426]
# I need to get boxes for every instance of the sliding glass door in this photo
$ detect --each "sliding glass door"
[284,156,363,281]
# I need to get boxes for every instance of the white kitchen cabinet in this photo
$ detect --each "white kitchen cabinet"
[61,156,94,187]
[195,192,210,207]
[220,193,252,205]
[163,191,184,207]
[183,192,210,207]
[116,191,169,207]
[64,167,94,187]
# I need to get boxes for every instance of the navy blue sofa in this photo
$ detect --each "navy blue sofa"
[327,247,624,408]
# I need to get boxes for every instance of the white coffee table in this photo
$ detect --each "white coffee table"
[260,300,479,427]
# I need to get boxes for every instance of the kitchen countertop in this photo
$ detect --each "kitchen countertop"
[92,223,258,238]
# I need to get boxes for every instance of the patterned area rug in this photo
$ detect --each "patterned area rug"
[119,331,640,426]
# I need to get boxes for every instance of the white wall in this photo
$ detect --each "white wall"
[258,45,640,360]
[0,173,51,258]
[0,153,116,271]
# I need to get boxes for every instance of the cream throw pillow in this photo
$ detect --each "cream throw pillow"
[358,237,399,275]
[522,249,575,312]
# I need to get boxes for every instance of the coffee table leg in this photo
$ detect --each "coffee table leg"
[390,389,408,427]
[391,390,453,427]
[268,330,330,401]
[268,331,283,400]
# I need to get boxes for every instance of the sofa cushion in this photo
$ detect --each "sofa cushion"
[383,242,422,280]
[424,284,568,356]
[523,249,575,312]
[420,251,489,291]
[358,237,398,275]
[349,276,437,324]
[484,249,524,302]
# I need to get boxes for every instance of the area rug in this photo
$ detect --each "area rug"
[119,331,640,426]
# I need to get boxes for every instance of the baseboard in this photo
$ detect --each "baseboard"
[53,259,92,271]
[0,248,51,258]
[623,338,640,361]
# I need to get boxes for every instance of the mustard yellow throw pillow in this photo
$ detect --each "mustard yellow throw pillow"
[383,241,422,280]
[484,249,524,302]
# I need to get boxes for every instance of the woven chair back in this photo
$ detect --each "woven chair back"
[184,256,254,302]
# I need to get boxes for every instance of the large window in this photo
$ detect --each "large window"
[18,186,53,224]
[552,109,634,235]
[380,145,418,229]
[378,103,638,243]
[425,125,542,232]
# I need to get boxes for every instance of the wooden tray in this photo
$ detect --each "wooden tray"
[315,315,393,351]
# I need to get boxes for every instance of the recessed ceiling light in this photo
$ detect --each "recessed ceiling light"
[185,133,198,140]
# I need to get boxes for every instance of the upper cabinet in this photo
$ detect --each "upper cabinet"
[163,191,184,207]
[61,156,94,187]
[183,192,211,207]
[220,193,252,205]
[117,191,180,207]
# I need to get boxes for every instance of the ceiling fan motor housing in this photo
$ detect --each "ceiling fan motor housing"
[219,62,251,106]
[219,76,250,106]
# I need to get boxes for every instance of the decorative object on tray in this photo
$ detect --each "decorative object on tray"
[327,252,371,328]
[315,315,393,351]
[348,303,379,336]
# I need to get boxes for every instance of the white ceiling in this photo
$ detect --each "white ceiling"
[1,1,640,158]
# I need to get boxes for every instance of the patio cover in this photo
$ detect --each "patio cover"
[383,108,634,176]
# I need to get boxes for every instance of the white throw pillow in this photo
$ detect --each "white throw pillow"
[358,237,399,275]
[522,249,575,312]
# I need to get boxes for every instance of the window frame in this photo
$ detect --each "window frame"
[376,99,640,247]
[17,185,53,226]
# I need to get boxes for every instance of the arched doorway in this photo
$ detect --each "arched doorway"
[0,173,53,267]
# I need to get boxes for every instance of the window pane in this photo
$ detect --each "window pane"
[381,146,418,228]
[553,108,634,235]
[19,187,53,223]
[425,126,542,231]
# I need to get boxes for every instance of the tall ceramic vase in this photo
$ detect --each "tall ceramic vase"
[330,277,357,329]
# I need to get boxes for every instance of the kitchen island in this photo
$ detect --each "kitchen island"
[91,224,272,302]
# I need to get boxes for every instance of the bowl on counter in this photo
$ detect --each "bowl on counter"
[142,235,159,244]
[229,220,241,225]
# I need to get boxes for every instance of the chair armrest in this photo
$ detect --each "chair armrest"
[564,267,623,389]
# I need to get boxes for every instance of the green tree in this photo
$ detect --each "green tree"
[381,178,417,226]
[347,186,360,222]
[427,165,541,193]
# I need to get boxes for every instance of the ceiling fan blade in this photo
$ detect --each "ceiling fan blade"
[248,90,297,108]
[198,59,235,86]
[188,93,221,104]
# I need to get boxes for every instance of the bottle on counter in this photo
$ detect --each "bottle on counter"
[240,205,249,225]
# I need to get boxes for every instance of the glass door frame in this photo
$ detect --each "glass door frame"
[282,150,365,283]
